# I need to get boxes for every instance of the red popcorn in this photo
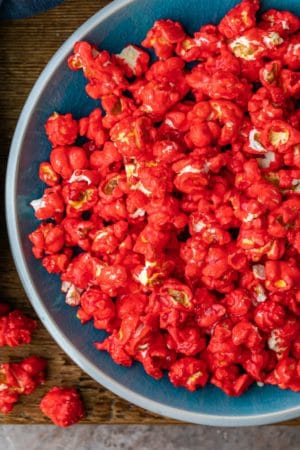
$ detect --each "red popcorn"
[115,44,150,77]
[259,60,282,88]
[29,0,300,397]
[240,58,264,83]
[135,332,176,379]
[254,300,286,332]
[207,320,243,369]
[94,198,127,222]
[134,162,173,198]
[68,41,128,98]
[62,180,98,213]
[169,358,209,391]
[110,116,155,158]
[281,70,300,98]
[248,87,286,129]
[30,186,65,222]
[142,19,186,59]
[79,108,108,147]
[89,141,122,173]
[40,387,85,427]
[180,235,207,278]
[95,264,127,296]
[138,77,187,119]
[152,139,185,164]
[172,156,209,194]
[259,9,300,37]
[29,223,65,258]
[61,253,102,290]
[265,357,300,392]
[0,309,37,347]
[218,0,260,39]
[167,324,206,356]
[77,287,116,331]
[67,40,97,70]
[99,172,126,203]
[242,350,276,382]
[265,260,300,292]
[96,311,154,367]
[39,162,60,186]
[186,66,252,105]
[160,102,192,137]
[50,146,89,180]
[101,95,137,129]
[146,196,187,230]
[42,249,72,274]
[91,221,128,255]
[228,28,266,62]
[260,120,300,153]
[45,112,78,147]
[156,279,193,311]
[133,256,174,288]
[222,289,252,322]
[201,246,237,293]
[211,366,253,397]
[195,290,226,330]
[63,217,95,250]
[191,99,243,146]
[138,58,189,118]
[176,24,223,62]
[0,356,46,414]
[283,33,300,70]
[231,320,263,350]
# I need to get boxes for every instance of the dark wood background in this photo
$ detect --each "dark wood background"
[0,0,298,425]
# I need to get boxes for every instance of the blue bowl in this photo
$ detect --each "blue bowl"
[6,0,300,426]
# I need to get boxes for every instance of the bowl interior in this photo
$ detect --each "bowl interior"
[7,0,300,426]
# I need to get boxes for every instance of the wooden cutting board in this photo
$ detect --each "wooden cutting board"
[0,0,299,425]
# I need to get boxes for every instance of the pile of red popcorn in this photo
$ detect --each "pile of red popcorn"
[0,302,84,425]
[25,0,300,396]
[0,303,42,414]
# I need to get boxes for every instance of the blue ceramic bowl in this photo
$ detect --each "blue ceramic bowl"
[6,0,300,426]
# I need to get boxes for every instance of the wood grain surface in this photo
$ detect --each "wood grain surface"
[0,0,298,425]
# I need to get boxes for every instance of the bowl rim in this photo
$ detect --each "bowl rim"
[5,0,300,426]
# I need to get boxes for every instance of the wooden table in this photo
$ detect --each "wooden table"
[0,0,299,425]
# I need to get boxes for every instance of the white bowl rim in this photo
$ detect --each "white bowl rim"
[5,0,300,426]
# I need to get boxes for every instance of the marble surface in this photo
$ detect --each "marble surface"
[0,425,300,450]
